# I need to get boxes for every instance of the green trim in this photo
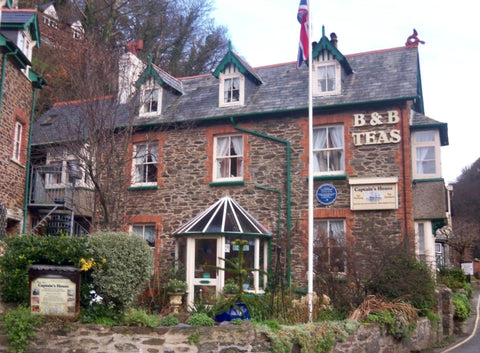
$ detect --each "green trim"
[213,47,262,85]
[312,175,347,181]
[135,57,164,88]
[410,123,449,146]
[312,26,352,74]
[209,181,245,187]
[231,117,292,286]
[127,185,159,191]
[1,12,41,45]
[413,178,445,183]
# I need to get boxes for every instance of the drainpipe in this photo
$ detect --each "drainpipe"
[255,185,282,267]
[22,87,38,234]
[231,117,293,286]
[0,48,19,121]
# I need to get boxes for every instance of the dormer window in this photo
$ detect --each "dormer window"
[412,129,442,179]
[139,78,162,117]
[313,60,341,96]
[219,65,245,107]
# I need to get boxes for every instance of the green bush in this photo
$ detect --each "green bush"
[3,305,42,353]
[438,267,466,289]
[159,315,179,326]
[367,254,435,313]
[0,235,89,303]
[187,312,215,326]
[123,308,160,327]
[452,292,471,321]
[86,231,153,311]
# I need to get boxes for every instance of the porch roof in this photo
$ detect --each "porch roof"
[171,195,272,238]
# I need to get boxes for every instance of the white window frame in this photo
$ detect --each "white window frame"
[219,70,245,107]
[12,121,23,163]
[45,150,93,188]
[314,219,346,274]
[412,129,441,179]
[131,224,156,247]
[313,61,341,96]
[132,142,158,186]
[139,78,162,117]
[313,125,345,176]
[213,134,244,182]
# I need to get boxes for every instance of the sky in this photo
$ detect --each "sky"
[212,0,480,184]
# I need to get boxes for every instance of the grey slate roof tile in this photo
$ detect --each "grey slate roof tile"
[32,45,425,145]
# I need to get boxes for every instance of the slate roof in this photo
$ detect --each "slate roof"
[1,9,40,43]
[32,44,424,145]
[410,111,449,146]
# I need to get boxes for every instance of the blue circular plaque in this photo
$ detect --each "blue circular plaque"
[316,184,337,205]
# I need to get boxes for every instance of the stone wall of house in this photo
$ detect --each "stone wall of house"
[0,52,34,234]
[125,104,415,287]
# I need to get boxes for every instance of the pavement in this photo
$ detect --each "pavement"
[422,280,480,353]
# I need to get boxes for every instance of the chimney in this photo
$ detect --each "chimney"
[330,33,338,48]
[126,39,144,56]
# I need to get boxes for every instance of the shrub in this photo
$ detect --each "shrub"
[3,305,42,353]
[0,235,89,303]
[367,254,435,313]
[159,315,179,326]
[187,312,215,326]
[123,308,160,327]
[452,292,471,321]
[438,267,466,289]
[86,231,153,311]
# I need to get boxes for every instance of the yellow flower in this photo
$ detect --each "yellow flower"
[80,258,96,271]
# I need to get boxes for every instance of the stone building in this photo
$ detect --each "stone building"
[0,1,45,236]
[30,29,449,305]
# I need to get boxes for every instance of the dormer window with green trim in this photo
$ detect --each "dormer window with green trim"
[219,65,245,107]
[314,59,341,96]
[139,78,162,117]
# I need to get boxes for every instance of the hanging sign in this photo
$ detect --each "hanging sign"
[316,184,338,205]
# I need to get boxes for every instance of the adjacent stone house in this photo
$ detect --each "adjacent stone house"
[30,28,449,306]
[0,0,45,236]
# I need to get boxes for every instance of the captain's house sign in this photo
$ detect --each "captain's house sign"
[349,177,398,210]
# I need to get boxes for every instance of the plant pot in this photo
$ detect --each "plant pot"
[168,292,184,313]
[214,302,251,323]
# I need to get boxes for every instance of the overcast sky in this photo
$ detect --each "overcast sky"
[212,0,480,184]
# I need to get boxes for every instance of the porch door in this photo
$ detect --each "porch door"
[186,237,225,308]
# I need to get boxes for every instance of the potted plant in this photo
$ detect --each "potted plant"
[223,279,240,299]
[164,279,187,313]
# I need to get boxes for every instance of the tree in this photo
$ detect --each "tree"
[32,33,138,231]
[451,157,480,260]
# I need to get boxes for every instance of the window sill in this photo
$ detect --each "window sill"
[307,174,347,181]
[10,158,25,168]
[412,178,444,183]
[128,185,159,191]
[209,180,245,187]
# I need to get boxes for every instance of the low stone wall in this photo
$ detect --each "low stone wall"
[23,313,446,353]
[2,286,454,353]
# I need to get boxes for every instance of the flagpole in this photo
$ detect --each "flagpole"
[307,0,314,323]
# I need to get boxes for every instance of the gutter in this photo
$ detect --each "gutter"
[231,117,293,286]
[22,87,38,234]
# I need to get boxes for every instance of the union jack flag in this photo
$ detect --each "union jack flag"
[297,0,309,68]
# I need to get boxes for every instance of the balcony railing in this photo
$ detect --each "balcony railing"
[29,165,75,208]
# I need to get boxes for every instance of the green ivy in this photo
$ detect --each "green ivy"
[452,292,471,320]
